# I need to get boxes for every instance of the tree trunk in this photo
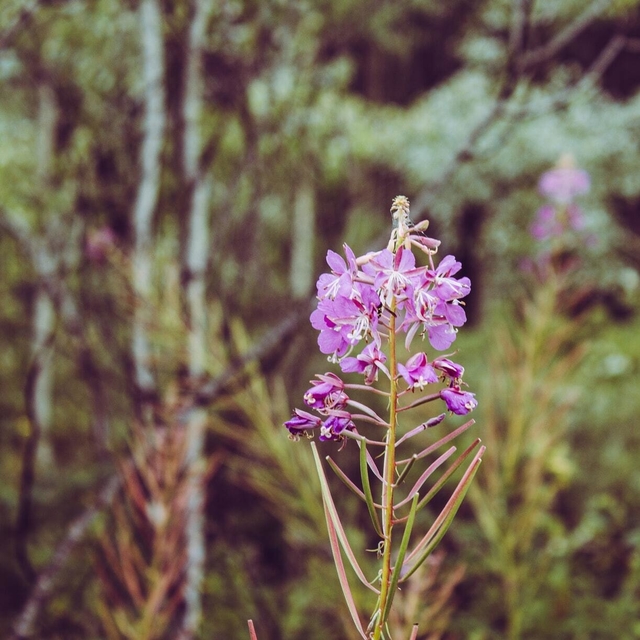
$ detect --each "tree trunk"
[131,0,166,419]
[178,1,214,637]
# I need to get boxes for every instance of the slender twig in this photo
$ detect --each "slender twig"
[398,392,441,413]
[519,0,614,69]
[397,419,475,465]
[0,0,41,50]
[394,446,457,509]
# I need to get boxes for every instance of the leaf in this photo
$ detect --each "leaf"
[401,446,485,581]
[397,419,475,465]
[395,446,456,509]
[359,441,384,538]
[327,456,368,502]
[323,500,369,640]
[413,438,482,513]
[381,492,420,625]
[311,442,380,594]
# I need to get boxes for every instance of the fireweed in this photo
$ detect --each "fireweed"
[284,196,483,640]
[529,154,593,278]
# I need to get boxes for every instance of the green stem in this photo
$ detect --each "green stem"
[373,303,398,640]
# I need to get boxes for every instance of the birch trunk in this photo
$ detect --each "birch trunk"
[178,2,214,636]
[131,0,166,418]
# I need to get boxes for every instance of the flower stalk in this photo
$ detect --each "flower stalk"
[285,196,482,638]
[375,303,398,640]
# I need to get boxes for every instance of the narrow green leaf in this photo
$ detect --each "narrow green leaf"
[326,456,367,503]
[395,446,456,509]
[311,442,380,594]
[381,492,419,625]
[397,419,475,465]
[394,454,417,487]
[360,441,384,538]
[323,500,369,639]
[367,605,381,635]
[413,438,481,513]
[401,449,484,581]
[402,459,481,581]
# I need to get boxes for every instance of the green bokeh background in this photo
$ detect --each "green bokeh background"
[2,1,640,638]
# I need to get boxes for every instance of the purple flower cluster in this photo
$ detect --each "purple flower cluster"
[311,245,470,358]
[285,202,477,442]
[286,373,355,442]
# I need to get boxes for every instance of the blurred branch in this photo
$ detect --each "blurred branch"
[3,207,111,588]
[501,33,640,124]
[507,0,534,82]
[412,2,630,223]
[9,475,121,640]
[196,304,308,404]
[519,0,614,70]
[584,34,628,84]
[0,0,40,50]
[13,76,59,582]
[412,2,535,221]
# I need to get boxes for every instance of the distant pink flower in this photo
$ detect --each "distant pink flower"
[86,227,116,262]
[538,168,590,205]
[531,203,587,241]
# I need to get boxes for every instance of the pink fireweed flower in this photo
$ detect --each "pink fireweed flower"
[368,246,418,308]
[531,204,586,241]
[433,357,465,382]
[284,409,323,439]
[340,342,389,385]
[426,322,458,351]
[286,196,477,445]
[428,255,471,301]
[407,260,471,351]
[310,289,381,360]
[304,372,348,413]
[538,167,590,205]
[317,243,359,300]
[440,386,478,415]
[321,410,355,441]
[531,205,564,240]
[403,304,460,352]
[398,352,438,390]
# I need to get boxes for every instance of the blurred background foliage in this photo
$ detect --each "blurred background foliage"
[2,0,640,638]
